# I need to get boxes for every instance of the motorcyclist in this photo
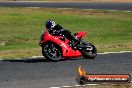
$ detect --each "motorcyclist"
[45,20,80,44]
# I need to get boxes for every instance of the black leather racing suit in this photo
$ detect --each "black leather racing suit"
[48,24,77,42]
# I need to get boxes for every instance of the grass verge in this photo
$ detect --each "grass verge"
[0,7,132,59]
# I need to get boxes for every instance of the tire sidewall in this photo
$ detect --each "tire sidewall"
[81,43,97,59]
[42,43,62,61]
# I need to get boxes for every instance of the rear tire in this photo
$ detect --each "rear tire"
[42,43,62,62]
[81,43,97,59]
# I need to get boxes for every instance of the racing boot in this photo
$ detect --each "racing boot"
[71,38,82,50]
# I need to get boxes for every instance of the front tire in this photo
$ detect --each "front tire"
[81,43,97,59]
[42,43,62,61]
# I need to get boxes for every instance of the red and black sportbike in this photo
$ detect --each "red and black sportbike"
[39,30,97,61]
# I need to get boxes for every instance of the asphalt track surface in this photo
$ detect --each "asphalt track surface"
[0,52,132,88]
[0,2,132,88]
[0,2,132,11]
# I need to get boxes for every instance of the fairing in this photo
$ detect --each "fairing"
[39,30,87,58]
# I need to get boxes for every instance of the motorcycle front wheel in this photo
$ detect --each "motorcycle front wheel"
[81,43,97,59]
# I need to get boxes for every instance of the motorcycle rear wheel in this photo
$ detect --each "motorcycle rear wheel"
[42,43,62,61]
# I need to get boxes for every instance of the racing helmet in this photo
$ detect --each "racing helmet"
[46,20,56,29]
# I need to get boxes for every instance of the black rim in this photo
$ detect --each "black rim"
[84,44,97,55]
[44,43,61,60]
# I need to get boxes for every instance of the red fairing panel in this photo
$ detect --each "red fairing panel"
[75,32,87,38]
[39,30,82,58]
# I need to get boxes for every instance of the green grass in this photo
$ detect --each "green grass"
[0,7,132,59]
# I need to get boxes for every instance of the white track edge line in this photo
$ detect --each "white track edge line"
[25,7,132,13]
[0,51,132,60]
[61,86,74,87]
[98,51,132,54]
[74,85,86,86]
[51,81,132,88]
